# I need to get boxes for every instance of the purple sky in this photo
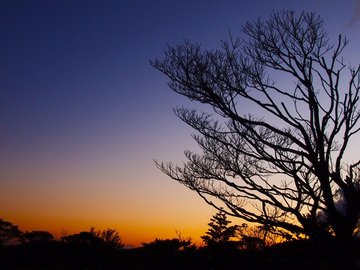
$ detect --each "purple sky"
[0,0,359,246]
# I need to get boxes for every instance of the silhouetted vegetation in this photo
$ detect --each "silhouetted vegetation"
[0,219,22,245]
[21,230,54,244]
[153,9,360,245]
[1,217,360,269]
[142,237,195,252]
[201,209,239,249]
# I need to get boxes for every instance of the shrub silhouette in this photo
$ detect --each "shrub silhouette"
[0,219,22,245]
[21,230,54,244]
[94,227,124,250]
[62,231,103,247]
[61,227,123,250]
[142,237,195,252]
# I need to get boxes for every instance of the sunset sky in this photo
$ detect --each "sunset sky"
[1,0,360,247]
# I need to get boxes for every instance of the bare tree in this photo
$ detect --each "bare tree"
[152,10,360,243]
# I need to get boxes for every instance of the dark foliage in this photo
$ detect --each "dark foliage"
[61,227,124,250]
[201,209,239,249]
[2,237,359,269]
[0,219,22,245]
[0,219,22,246]
[0,217,359,269]
[21,230,54,244]
[141,237,195,252]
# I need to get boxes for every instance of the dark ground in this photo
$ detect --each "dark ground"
[1,239,360,270]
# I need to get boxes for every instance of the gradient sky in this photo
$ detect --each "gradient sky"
[1,0,360,247]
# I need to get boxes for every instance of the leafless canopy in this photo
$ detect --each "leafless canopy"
[152,10,360,242]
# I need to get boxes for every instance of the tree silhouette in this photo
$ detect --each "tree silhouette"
[21,230,54,243]
[94,228,124,250]
[236,223,289,250]
[62,227,124,249]
[201,209,238,247]
[62,227,123,250]
[141,237,194,252]
[62,231,103,247]
[152,10,360,243]
[0,219,22,245]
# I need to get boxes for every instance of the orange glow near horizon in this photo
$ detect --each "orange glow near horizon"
[2,210,212,247]
[0,148,214,247]
[0,163,215,247]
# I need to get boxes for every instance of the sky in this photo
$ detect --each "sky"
[1,0,360,247]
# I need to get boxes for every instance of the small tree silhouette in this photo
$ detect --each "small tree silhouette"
[62,227,123,250]
[142,238,194,252]
[236,223,291,250]
[0,219,22,245]
[141,232,195,252]
[21,230,54,243]
[62,231,103,247]
[96,228,124,250]
[201,209,238,247]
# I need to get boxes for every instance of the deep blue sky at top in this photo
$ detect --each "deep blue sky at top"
[1,0,252,162]
[1,0,360,243]
[1,0,358,165]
